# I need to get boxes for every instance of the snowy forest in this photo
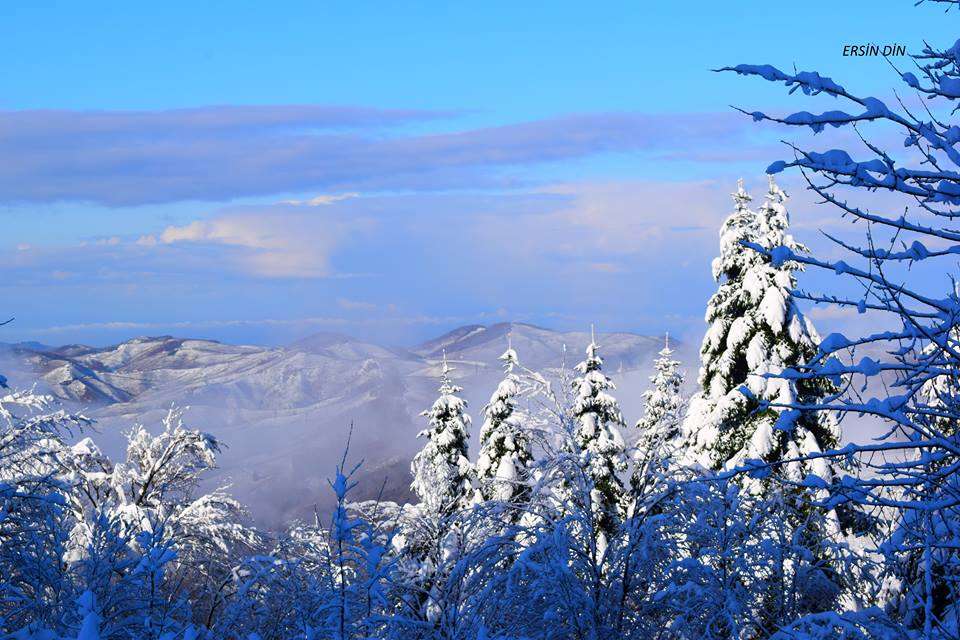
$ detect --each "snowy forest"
[5,4,960,640]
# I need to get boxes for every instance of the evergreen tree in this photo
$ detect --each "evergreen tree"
[681,179,868,628]
[630,333,685,495]
[682,178,839,481]
[570,328,627,537]
[411,352,473,517]
[475,344,533,504]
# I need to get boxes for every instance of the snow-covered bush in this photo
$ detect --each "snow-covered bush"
[216,447,396,640]
[0,381,90,634]
[0,395,260,639]
[60,408,262,636]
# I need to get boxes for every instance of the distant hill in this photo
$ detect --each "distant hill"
[0,323,684,528]
[414,321,662,372]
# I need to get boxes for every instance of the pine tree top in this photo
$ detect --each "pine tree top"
[733,177,753,208]
[575,338,604,375]
[435,350,463,397]
[499,346,519,372]
[654,333,677,363]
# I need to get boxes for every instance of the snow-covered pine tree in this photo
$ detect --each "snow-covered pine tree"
[682,178,839,481]
[571,328,627,537]
[400,355,476,627]
[475,344,533,504]
[679,179,870,629]
[630,333,685,496]
[411,352,473,517]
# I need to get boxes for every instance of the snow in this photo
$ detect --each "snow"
[760,286,787,334]
[75,592,101,640]
[495,455,517,482]
[71,437,100,457]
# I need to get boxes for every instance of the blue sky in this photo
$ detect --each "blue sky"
[1,1,951,346]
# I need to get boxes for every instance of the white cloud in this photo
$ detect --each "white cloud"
[159,208,375,278]
[468,180,726,265]
[549,181,728,254]
[279,192,360,206]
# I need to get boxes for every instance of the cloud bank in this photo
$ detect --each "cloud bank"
[0,107,752,206]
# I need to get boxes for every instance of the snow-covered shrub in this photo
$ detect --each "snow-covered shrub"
[216,447,396,640]
[0,382,90,634]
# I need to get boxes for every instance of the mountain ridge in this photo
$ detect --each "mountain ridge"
[0,322,684,527]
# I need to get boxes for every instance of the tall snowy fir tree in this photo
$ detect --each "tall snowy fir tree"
[570,329,627,539]
[630,333,685,496]
[682,178,839,482]
[678,178,857,630]
[411,352,474,517]
[475,344,533,504]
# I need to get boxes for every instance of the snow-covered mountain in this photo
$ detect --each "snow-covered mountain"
[0,323,684,527]
[414,322,659,372]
